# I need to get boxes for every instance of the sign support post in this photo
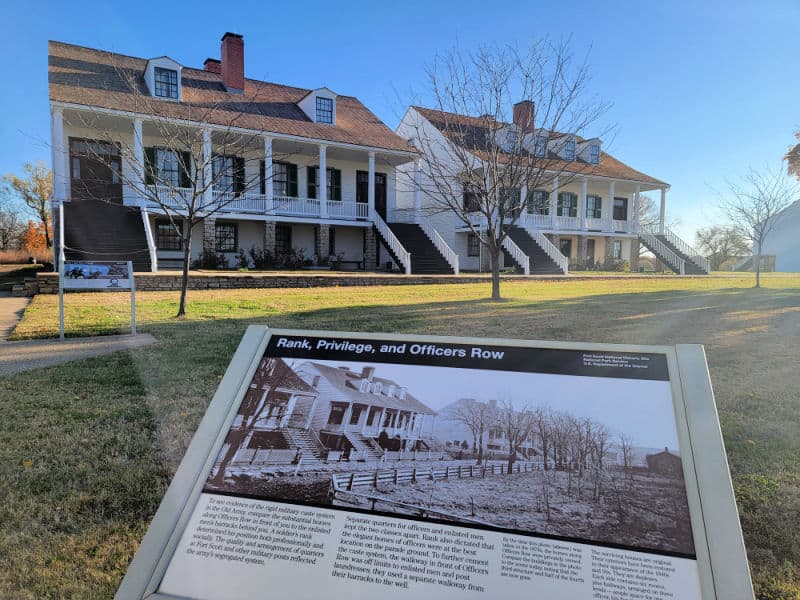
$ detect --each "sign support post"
[129,260,136,337]
[58,200,65,341]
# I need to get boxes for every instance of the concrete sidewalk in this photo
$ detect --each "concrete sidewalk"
[0,291,30,340]
[0,333,157,376]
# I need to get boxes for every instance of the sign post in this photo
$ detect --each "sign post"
[116,328,754,600]
[59,260,136,339]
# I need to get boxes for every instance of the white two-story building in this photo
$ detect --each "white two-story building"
[394,104,710,275]
[48,33,422,273]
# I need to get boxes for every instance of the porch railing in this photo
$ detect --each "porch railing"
[556,216,581,230]
[373,213,411,274]
[613,219,631,233]
[501,236,530,275]
[523,226,569,274]
[419,221,459,274]
[642,223,710,273]
[145,186,369,221]
[640,231,685,274]
[586,217,604,230]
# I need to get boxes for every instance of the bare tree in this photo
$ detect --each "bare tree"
[721,164,798,287]
[2,161,52,248]
[445,398,497,464]
[695,225,750,270]
[497,398,535,473]
[403,41,610,299]
[209,358,302,487]
[68,66,294,317]
[618,433,635,471]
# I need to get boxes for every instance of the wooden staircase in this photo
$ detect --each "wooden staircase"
[380,223,454,274]
[283,428,326,464]
[503,227,564,274]
[343,432,384,460]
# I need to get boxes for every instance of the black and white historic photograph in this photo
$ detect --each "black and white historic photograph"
[204,353,695,556]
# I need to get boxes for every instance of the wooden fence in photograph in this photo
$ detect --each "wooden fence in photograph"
[330,460,544,494]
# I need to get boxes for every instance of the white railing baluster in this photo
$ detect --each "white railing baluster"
[419,221,459,274]
[641,223,710,273]
[372,213,411,274]
[640,231,686,274]
[501,236,530,275]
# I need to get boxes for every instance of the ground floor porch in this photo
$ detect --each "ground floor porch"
[149,216,401,272]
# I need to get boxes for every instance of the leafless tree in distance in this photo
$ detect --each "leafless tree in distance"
[404,40,611,299]
[445,398,497,464]
[695,225,750,270]
[720,164,798,287]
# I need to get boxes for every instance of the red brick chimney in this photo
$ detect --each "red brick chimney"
[513,100,535,132]
[204,58,221,74]
[220,32,244,93]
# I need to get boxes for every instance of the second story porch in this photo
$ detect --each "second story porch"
[50,105,415,225]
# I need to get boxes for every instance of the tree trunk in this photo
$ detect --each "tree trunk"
[177,229,192,317]
[755,241,762,288]
[489,245,502,301]
[209,428,248,487]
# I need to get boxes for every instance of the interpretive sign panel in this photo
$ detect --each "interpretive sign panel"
[62,261,132,290]
[116,328,753,600]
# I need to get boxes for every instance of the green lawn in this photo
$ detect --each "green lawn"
[2,274,799,598]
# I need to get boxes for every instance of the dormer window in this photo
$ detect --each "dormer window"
[506,128,518,149]
[564,139,576,161]
[534,134,547,158]
[589,144,600,164]
[154,67,179,99]
[316,97,334,124]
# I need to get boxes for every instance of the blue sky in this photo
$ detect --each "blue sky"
[1,0,797,239]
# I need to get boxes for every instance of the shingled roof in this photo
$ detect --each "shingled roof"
[48,41,416,153]
[412,106,667,186]
[307,362,435,415]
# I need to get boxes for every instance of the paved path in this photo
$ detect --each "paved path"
[0,292,30,341]
[0,333,157,376]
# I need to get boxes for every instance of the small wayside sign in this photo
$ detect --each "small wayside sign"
[63,261,132,290]
[58,260,136,339]
[116,328,754,600]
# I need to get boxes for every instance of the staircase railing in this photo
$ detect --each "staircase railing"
[518,219,569,274]
[731,255,753,272]
[419,221,459,274]
[640,232,686,275]
[501,236,530,275]
[642,223,710,273]
[372,212,411,274]
[138,202,158,272]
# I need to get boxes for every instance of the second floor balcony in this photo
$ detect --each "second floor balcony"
[144,185,370,221]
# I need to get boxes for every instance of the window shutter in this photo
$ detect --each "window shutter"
[234,157,245,195]
[180,151,191,188]
[307,166,317,199]
[144,147,156,185]
[330,169,341,201]
[287,164,298,197]
[259,160,265,195]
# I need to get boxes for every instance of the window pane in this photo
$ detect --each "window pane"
[316,97,334,124]
[154,67,179,99]
[215,223,237,252]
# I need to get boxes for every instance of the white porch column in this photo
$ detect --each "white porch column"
[263,135,273,211]
[202,128,213,209]
[549,175,559,228]
[51,107,67,202]
[606,180,616,231]
[659,188,667,234]
[368,151,376,219]
[132,118,145,193]
[579,177,588,228]
[633,184,641,233]
[519,184,528,219]
[413,159,422,221]
[318,144,328,218]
